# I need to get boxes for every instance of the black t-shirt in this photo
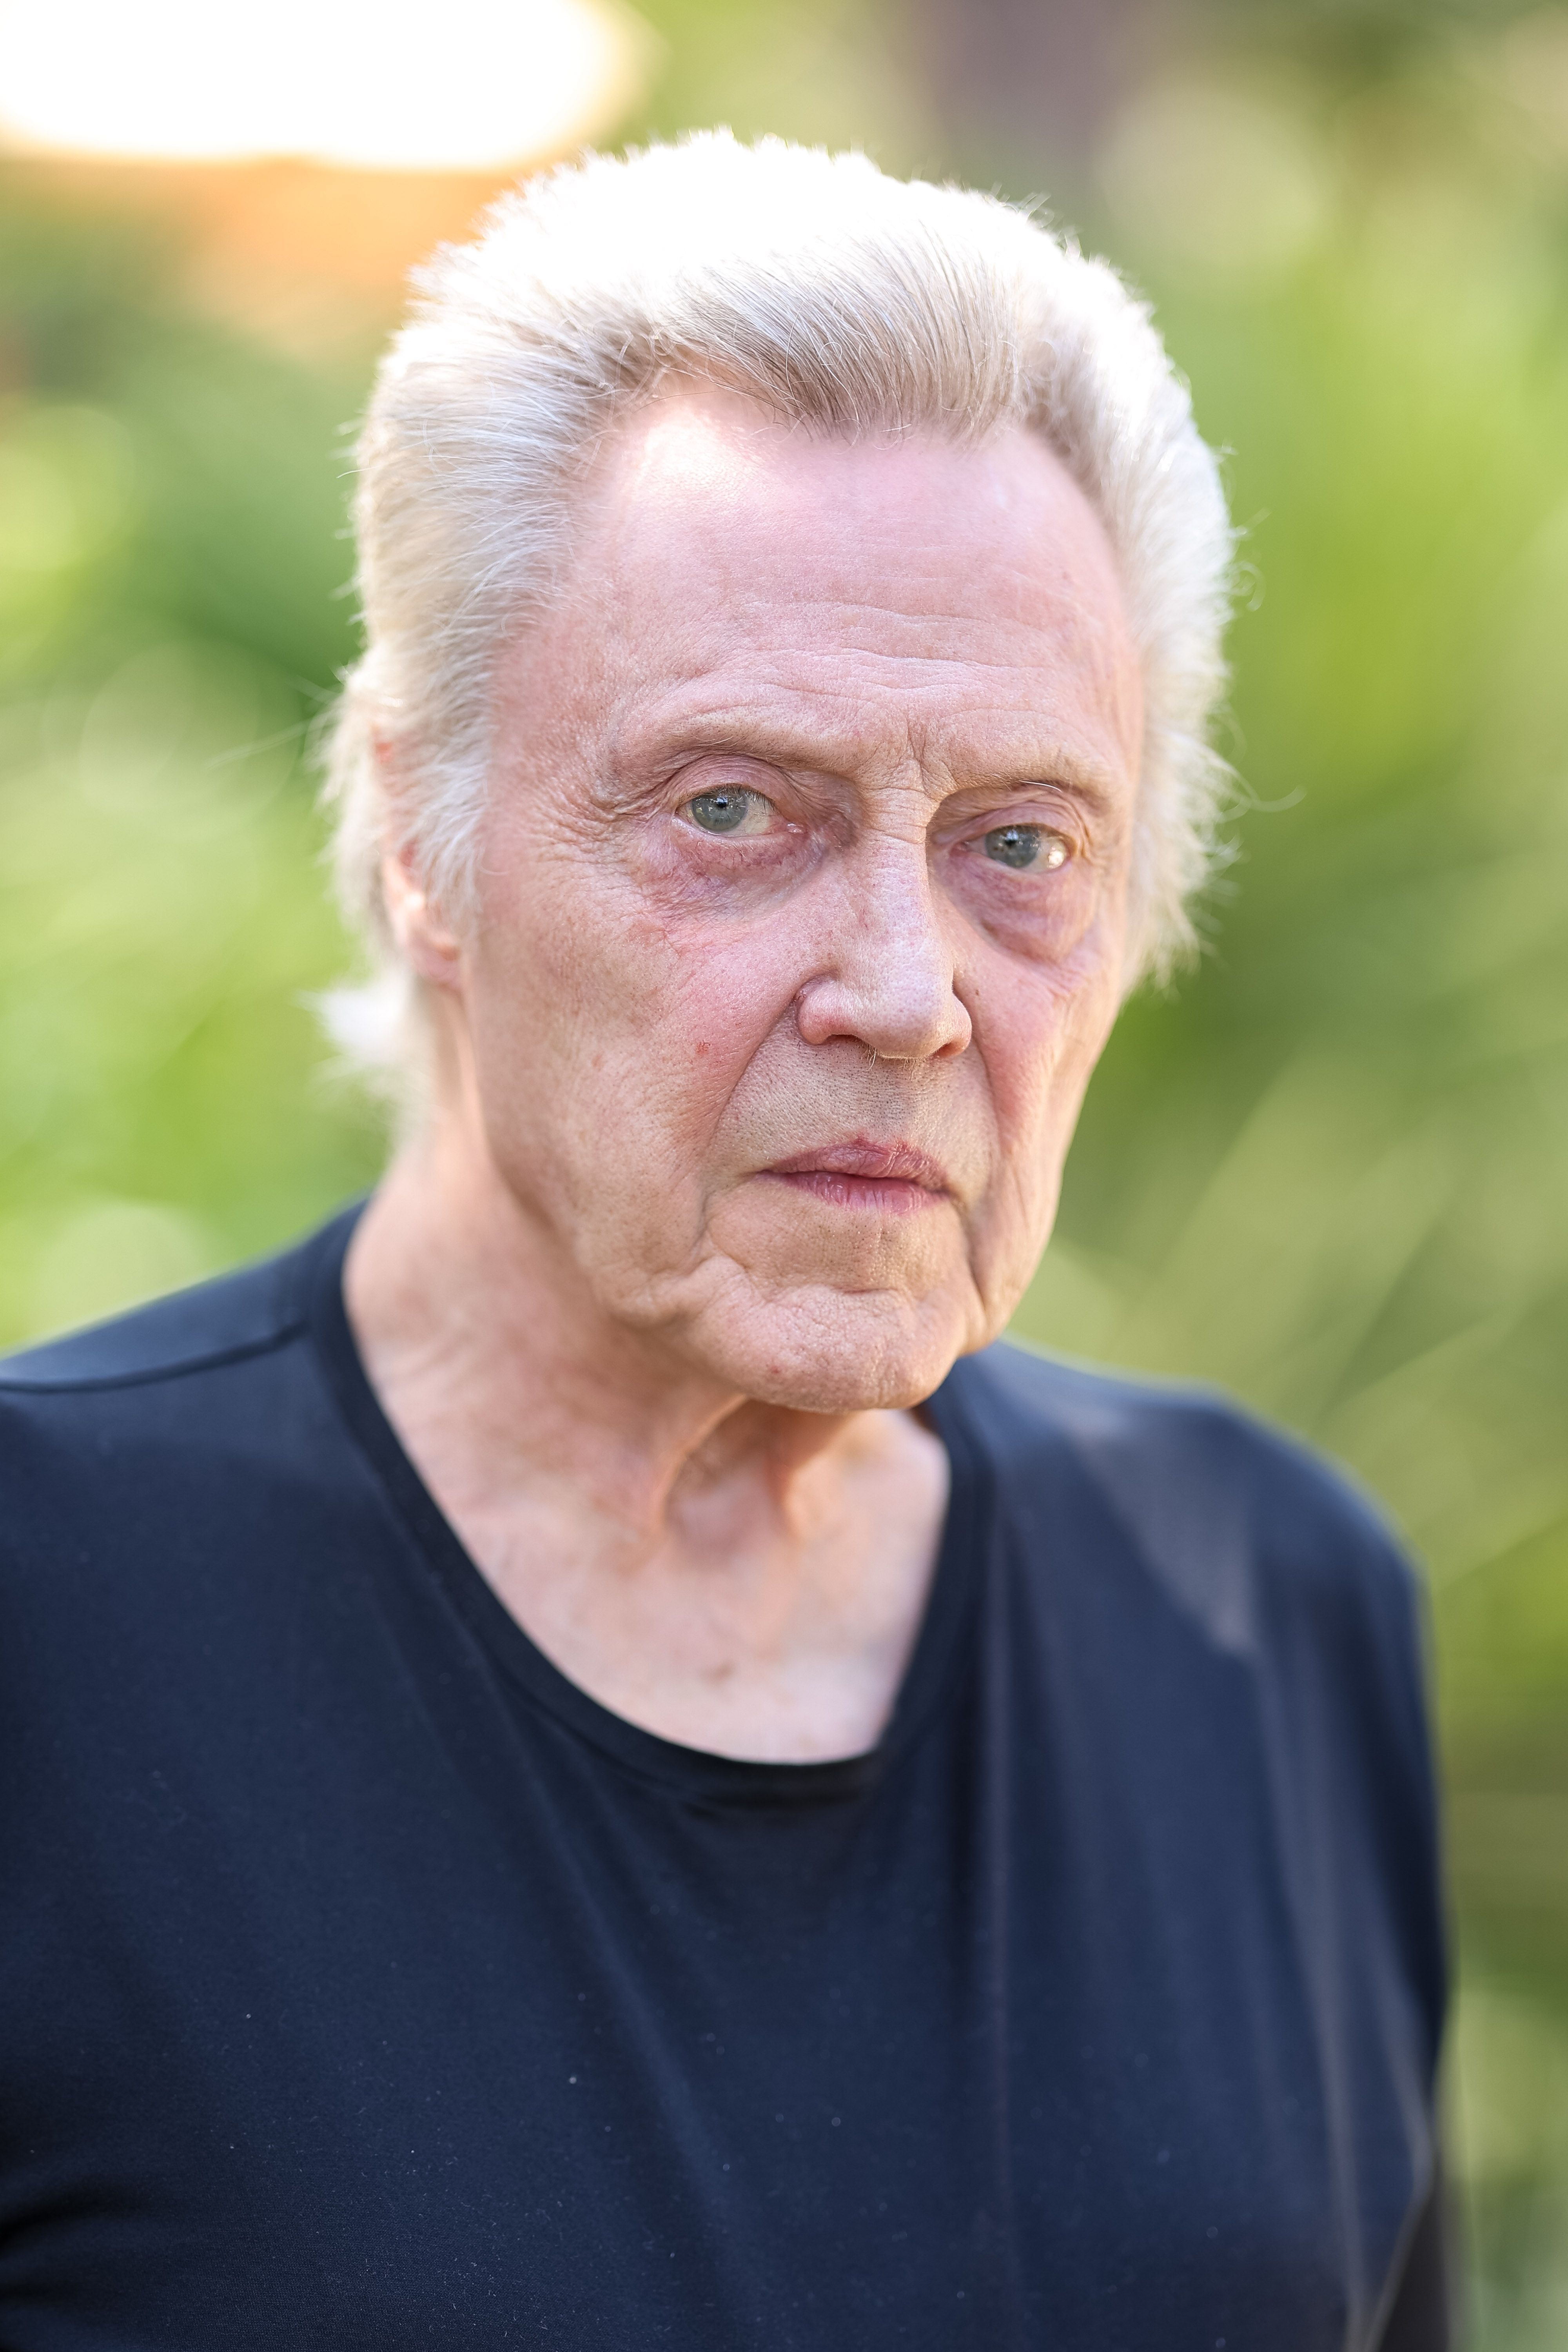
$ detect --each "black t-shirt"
[0,1207,1447,2350]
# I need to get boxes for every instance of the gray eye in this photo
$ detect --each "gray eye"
[686,788,756,834]
[982,823,1069,871]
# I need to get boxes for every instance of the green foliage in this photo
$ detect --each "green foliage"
[0,174,383,1334]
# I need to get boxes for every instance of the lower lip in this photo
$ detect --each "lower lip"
[764,1171,946,1216]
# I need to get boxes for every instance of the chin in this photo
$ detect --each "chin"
[690,1286,978,1416]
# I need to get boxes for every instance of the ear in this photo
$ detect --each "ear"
[381,841,463,991]
[370,730,464,991]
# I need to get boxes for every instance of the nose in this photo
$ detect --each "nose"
[794,833,973,1063]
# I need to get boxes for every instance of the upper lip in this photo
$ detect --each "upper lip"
[764,1138,952,1192]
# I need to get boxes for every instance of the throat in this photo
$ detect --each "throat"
[341,1152,951,1761]
[467,1406,950,1762]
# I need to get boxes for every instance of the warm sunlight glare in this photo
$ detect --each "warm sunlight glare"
[0,0,655,171]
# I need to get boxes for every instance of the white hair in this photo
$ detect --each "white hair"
[321,131,1234,1090]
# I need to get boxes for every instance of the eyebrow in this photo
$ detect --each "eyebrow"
[599,688,1129,820]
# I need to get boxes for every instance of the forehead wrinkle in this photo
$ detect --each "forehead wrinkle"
[546,424,1142,818]
[603,604,1129,724]
[594,584,1136,773]
[721,586,1121,668]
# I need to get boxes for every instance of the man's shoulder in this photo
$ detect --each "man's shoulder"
[0,1210,361,1626]
[949,1337,1419,1640]
[952,1333,1376,1506]
[0,1207,355,1402]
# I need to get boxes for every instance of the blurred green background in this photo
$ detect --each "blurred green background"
[2,0,1565,2337]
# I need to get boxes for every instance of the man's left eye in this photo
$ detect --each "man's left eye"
[683,787,771,835]
[981,823,1070,871]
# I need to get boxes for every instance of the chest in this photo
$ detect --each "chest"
[2,1691,1421,2352]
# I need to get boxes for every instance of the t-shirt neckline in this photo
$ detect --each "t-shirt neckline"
[304,1201,991,1808]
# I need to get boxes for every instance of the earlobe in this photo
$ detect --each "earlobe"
[381,844,463,990]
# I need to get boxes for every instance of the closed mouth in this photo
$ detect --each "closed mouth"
[760,1138,952,1214]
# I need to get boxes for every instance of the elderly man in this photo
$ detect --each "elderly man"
[0,137,1446,2347]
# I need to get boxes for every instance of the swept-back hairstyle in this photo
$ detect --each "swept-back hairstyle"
[323,130,1233,1084]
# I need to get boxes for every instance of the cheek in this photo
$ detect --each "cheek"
[460,846,799,1173]
[958,951,1121,1327]
[464,802,677,1057]
[974,933,1123,1176]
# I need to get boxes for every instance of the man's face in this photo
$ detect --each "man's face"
[433,390,1142,1410]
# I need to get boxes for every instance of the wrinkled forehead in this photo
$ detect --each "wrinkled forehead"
[497,385,1143,787]
[590,386,1123,628]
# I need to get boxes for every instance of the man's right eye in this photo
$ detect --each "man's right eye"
[683,788,770,835]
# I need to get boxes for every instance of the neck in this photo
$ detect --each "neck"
[345,1113,861,1545]
[340,1104,951,1762]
